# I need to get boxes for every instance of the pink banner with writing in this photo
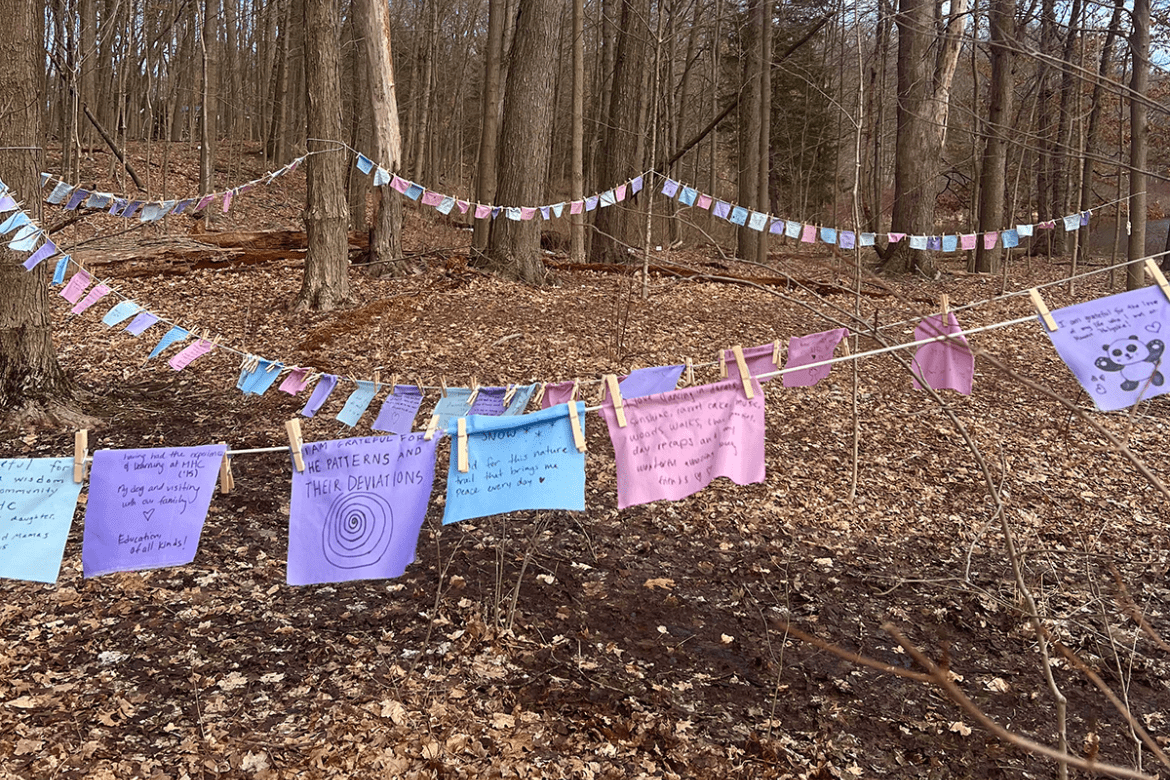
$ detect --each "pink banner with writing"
[600,378,766,509]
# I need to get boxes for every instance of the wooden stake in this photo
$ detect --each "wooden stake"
[1145,258,1170,300]
[73,429,88,483]
[1029,287,1058,331]
[730,345,755,399]
[456,418,469,473]
[605,374,627,427]
[567,401,586,452]
[284,419,305,472]
[939,293,950,314]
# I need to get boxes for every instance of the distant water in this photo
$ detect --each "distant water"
[1084,217,1170,256]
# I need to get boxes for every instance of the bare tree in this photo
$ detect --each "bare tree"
[1127,0,1149,291]
[974,0,1014,273]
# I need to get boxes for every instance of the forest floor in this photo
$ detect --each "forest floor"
[2,145,1170,779]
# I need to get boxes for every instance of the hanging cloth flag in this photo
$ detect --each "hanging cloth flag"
[615,183,628,201]
[45,181,73,205]
[661,179,680,198]
[429,384,537,430]
[801,224,817,243]
[601,378,766,510]
[336,380,380,427]
[860,233,876,246]
[121,201,143,219]
[1043,286,1170,411]
[374,168,391,187]
[785,221,801,239]
[64,190,89,211]
[540,380,578,410]
[1017,223,1035,238]
[910,313,974,395]
[474,204,491,219]
[443,402,586,525]
[720,345,779,383]
[300,374,340,417]
[909,235,928,250]
[839,230,856,249]
[505,207,522,221]
[769,219,785,235]
[569,200,584,215]
[600,189,616,207]
[280,366,314,394]
[81,444,225,578]
[927,236,943,251]
[0,458,84,584]
[730,206,749,226]
[390,175,410,194]
[101,300,140,327]
[679,187,697,207]
[0,191,17,212]
[421,190,443,207]
[941,235,958,252]
[288,433,439,586]
[696,194,713,210]
[404,183,424,201]
[22,238,59,270]
[8,226,41,252]
[550,202,564,218]
[1080,211,1091,227]
[713,201,732,220]
[983,232,998,249]
[748,211,768,232]
[616,364,686,398]
[125,311,159,336]
[51,254,70,285]
[168,338,213,371]
[371,385,425,434]
[356,154,375,174]
[888,232,906,243]
[631,175,644,193]
[108,198,127,216]
[147,326,189,359]
[221,191,234,212]
[1002,229,1020,248]
[86,192,111,209]
[238,358,284,395]
[491,206,502,219]
[60,269,93,304]
[438,196,456,215]
[1062,213,1081,231]
[458,199,472,214]
[70,283,111,315]
[961,234,977,251]
[820,227,837,245]
[585,195,599,211]
[783,328,850,388]
[520,207,537,220]
[539,206,551,220]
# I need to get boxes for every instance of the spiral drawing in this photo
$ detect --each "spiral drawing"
[321,491,394,569]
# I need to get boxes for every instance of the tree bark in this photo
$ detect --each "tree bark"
[974,0,1014,273]
[590,0,650,264]
[1127,0,1149,291]
[355,0,406,275]
[481,0,559,284]
[570,0,586,263]
[882,0,968,275]
[472,0,505,256]
[736,0,763,263]
[0,0,77,428]
[296,0,351,311]
[199,0,220,201]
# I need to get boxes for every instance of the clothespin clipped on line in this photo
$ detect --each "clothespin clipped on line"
[730,345,755,399]
[502,383,518,405]
[456,418,470,473]
[390,374,398,394]
[567,401,586,452]
[939,293,950,315]
[439,376,449,398]
[218,441,234,494]
[423,413,441,441]
[570,379,580,401]
[534,382,547,407]
[73,429,88,483]
[373,368,381,391]
[772,340,783,367]
[467,378,480,406]
[719,350,728,379]
[1029,287,1058,332]
[605,374,627,427]
[1146,258,1170,301]
[285,419,306,473]
[684,358,695,387]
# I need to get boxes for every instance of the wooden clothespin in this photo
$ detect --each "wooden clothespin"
[595,379,608,405]
[684,358,695,387]
[284,419,305,472]
[390,374,399,394]
[456,418,470,473]
[939,293,950,315]
[423,413,441,440]
[502,383,518,405]
[73,429,88,483]
[373,369,381,390]
[570,379,580,401]
[1146,258,1170,300]
[604,374,627,427]
[534,382,547,407]
[772,340,783,367]
[730,345,755,399]
[1029,287,1058,332]
[719,350,728,379]
[467,378,480,406]
[217,442,234,494]
[567,401,586,452]
[439,376,448,398]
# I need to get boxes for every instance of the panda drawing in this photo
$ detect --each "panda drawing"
[1095,335,1166,392]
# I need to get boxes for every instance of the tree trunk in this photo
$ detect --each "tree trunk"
[296,0,351,311]
[590,0,650,264]
[0,0,77,428]
[974,0,1014,273]
[472,0,505,255]
[1127,0,1149,291]
[755,0,772,262]
[199,0,220,201]
[481,0,559,284]
[570,0,585,263]
[882,0,968,275]
[736,0,763,263]
[355,0,406,275]
[1051,0,1083,256]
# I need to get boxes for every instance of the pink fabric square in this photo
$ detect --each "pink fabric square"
[983,232,998,250]
[520,207,537,220]
[615,184,627,202]
[783,328,849,387]
[540,381,577,409]
[801,224,817,243]
[390,176,410,194]
[911,313,973,395]
[570,200,584,215]
[888,232,906,243]
[457,200,470,214]
[421,190,443,207]
[696,194,712,210]
[960,234,977,250]
[475,204,491,219]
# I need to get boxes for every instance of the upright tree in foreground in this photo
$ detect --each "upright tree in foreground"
[296,0,351,311]
[481,0,559,284]
[0,0,75,426]
[1127,0,1150,291]
[974,0,1014,274]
